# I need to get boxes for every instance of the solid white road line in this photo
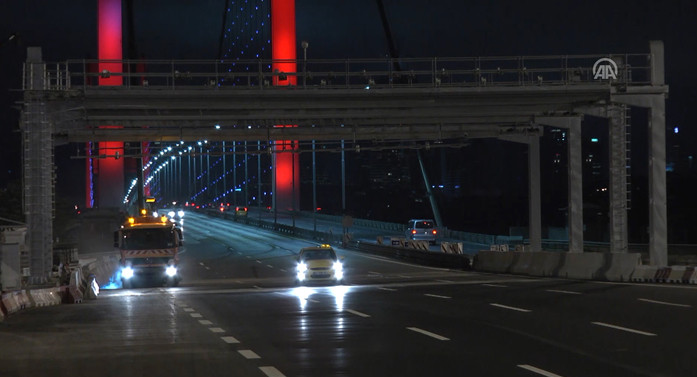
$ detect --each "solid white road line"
[221,336,240,344]
[482,284,508,288]
[378,287,397,291]
[406,327,450,341]
[425,294,451,299]
[198,320,213,325]
[345,309,371,318]
[259,366,286,377]
[436,279,454,283]
[592,322,657,336]
[368,271,381,275]
[490,303,532,313]
[546,289,581,295]
[190,313,203,318]
[517,364,565,377]
[209,327,225,333]
[238,350,261,359]
[638,298,691,308]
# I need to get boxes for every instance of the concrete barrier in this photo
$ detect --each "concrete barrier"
[654,267,671,283]
[557,252,605,280]
[689,269,697,285]
[631,265,658,282]
[476,250,641,282]
[408,240,430,251]
[474,250,516,273]
[1,291,24,315]
[667,266,689,283]
[528,252,564,277]
[601,253,642,282]
[441,242,463,254]
[509,252,535,275]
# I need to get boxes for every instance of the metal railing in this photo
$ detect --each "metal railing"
[24,53,652,91]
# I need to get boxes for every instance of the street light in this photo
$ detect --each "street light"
[301,40,308,88]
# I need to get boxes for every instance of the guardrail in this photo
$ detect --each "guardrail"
[25,53,652,91]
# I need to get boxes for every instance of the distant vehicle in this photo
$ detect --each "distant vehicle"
[296,244,344,284]
[114,213,183,288]
[235,206,248,217]
[405,219,438,244]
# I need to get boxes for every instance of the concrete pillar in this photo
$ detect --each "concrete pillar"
[649,98,668,266]
[608,106,628,253]
[528,136,542,252]
[567,120,584,253]
[537,116,584,253]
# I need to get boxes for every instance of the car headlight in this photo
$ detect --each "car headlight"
[168,211,175,218]
[297,262,307,273]
[177,210,185,218]
[152,211,159,217]
[122,266,134,279]
[166,266,178,277]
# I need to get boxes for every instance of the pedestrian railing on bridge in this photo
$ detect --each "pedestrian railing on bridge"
[25,53,652,91]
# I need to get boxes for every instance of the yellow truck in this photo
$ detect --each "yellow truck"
[114,214,183,288]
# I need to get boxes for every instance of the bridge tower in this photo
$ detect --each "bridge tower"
[87,0,125,209]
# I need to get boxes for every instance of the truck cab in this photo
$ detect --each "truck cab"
[114,214,183,288]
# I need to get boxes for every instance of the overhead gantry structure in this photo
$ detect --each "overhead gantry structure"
[20,41,668,283]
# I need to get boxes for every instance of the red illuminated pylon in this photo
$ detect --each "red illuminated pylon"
[88,0,124,208]
[271,0,299,212]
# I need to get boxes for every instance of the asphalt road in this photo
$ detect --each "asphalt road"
[1,211,696,377]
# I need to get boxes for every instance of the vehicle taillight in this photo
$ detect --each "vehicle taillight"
[411,230,417,234]
[432,230,437,235]
[219,207,224,212]
[236,206,240,211]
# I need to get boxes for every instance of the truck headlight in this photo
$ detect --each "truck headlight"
[122,266,134,279]
[166,266,178,277]
[297,262,307,273]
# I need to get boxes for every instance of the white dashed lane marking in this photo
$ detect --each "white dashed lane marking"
[267,265,274,268]
[209,327,225,333]
[238,350,261,359]
[406,327,450,341]
[638,298,691,308]
[184,308,195,312]
[490,303,532,313]
[378,287,397,291]
[198,320,213,325]
[259,366,286,377]
[345,309,371,318]
[190,313,203,318]
[221,336,240,344]
[517,364,565,377]
[591,322,657,336]
[425,294,451,299]
[546,289,581,295]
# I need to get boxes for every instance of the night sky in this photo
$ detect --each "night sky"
[1,1,696,240]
